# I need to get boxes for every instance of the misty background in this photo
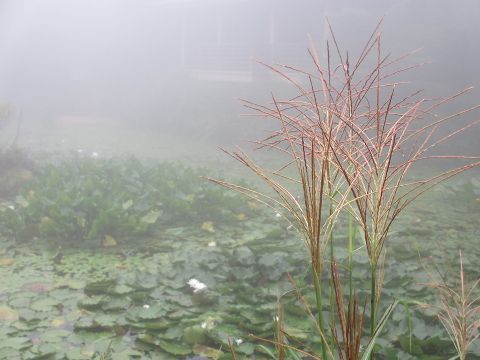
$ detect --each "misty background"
[0,0,479,162]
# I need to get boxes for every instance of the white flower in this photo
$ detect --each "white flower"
[77,149,83,154]
[187,278,207,293]
[207,241,216,247]
[91,151,99,158]
[143,304,150,309]
[200,317,217,330]
[275,212,282,218]
[235,338,243,345]
[7,205,15,210]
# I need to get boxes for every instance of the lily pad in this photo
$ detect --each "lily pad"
[40,328,72,343]
[93,314,118,328]
[193,344,224,359]
[141,210,161,224]
[78,296,107,310]
[0,305,19,322]
[30,297,60,312]
[0,258,15,266]
[158,340,192,356]
[183,325,207,345]
[101,297,130,311]
[111,284,133,295]
[133,319,170,331]
[84,279,116,295]
[19,309,46,323]
[0,336,30,350]
[22,282,54,293]
[127,304,166,321]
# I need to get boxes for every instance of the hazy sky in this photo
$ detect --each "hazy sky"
[0,0,478,150]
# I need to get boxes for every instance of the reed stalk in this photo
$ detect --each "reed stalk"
[331,260,366,360]
[211,19,480,359]
[427,251,480,360]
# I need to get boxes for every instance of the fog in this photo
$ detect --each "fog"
[3,3,480,359]
[0,0,479,161]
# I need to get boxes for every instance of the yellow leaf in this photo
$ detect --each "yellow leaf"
[248,201,259,209]
[0,305,18,321]
[201,221,215,233]
[193,344,223,359]
[236,213,246,221]
[51,318,66,327]
[102,235,117,248]
[0,258,15,266]
[184,194,195,202]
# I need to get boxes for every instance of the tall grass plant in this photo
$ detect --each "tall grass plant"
[210,20,480,358]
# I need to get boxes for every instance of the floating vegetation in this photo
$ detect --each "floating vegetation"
[0,156,256,244]
[0,172,479,358]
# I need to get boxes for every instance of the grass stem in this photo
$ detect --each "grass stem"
[370,265,377,359]
[313,267,327,360]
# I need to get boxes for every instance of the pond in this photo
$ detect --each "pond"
[0,152,479,359]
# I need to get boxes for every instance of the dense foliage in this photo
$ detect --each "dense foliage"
[0,151,478,358]
[0,155,253,243]
[0,179,479,359]
[0,146,35,198]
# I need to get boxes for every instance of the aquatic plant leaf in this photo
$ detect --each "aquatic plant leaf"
[140,210,161,224]
[101,297,130,311]
[19,309,45,323]
[258,252,284,268]
[20,282,54,295]
[193,344,223,359]
[84,279,116,295]
[207,323,242,345]
[102,235,117,247]
[0,258,15,266]
[137,333,192,355]
[134,319,170,331]
[122,199,133,210]
[39,329,71,342]
[201,221,215,233]
[0,347,20,358]
[51,318,67,328]
[282,325,309,341]
[64,348,92,359]
[56,279,85,290]
[25,342,57,359]
[183,325,207,345]
[0,336,30,350]
[30,297,60,312]
[157,340,192,356]
[0,305,19,321]
[78,295,106,310]
[111,284,133,295]
[93,314,117,328]
[15,195,29,208]
[232,246,255,266]
[236,342,255,355]
[127,304,166,321]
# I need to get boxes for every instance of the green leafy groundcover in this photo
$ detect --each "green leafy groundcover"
[0,157,479,359]
[0,155,253,243]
